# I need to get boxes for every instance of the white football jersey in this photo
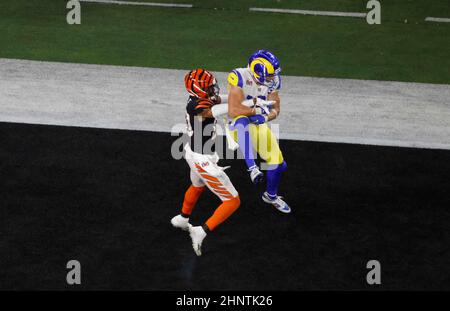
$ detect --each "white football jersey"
[227,67,281,101]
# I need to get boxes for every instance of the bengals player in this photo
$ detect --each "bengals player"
[171,69,240,256]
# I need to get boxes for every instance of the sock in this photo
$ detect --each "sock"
[181,185,205,216]
[233,117,257,170]
[266,161,287,197]
[205,196,240,231]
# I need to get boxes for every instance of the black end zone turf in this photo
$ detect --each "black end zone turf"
[1,122,449,290]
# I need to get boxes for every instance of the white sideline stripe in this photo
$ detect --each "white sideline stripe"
[279,133,450,151]
[1,59,450,151]
[425,17,450,23]
[249,7,366,18]
[79,0,193,8]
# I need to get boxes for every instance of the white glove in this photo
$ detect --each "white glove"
[255,98,276,109]
[254,105,270,115]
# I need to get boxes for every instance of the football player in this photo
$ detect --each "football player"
[227,50,291,213]
[171,69,240,256]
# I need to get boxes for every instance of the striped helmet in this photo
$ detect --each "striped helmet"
[184,69,219,98]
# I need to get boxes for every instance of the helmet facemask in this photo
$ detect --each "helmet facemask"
[207,83,220,98]
[262,73,277,88]
[204,80,219,103]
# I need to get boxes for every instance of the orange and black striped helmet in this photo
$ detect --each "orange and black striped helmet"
[184,69,219,99]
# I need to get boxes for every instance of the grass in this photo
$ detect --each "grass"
[0,0,448,83]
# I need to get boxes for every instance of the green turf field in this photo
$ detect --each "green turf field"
[0,0,448,83]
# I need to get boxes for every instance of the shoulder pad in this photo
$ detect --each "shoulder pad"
[227,70,244,88]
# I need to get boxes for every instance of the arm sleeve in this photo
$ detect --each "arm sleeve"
[211,104,228,118]
[187,99,213,115]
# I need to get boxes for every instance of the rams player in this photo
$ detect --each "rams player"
[171,69,240,256]
[227,50,290,213]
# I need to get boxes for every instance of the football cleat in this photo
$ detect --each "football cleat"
[248,165,264,184]
[170,214,192,231]
[262,192,291,213]
[189,226,207,256]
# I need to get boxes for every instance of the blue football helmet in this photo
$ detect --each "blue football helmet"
[248,50,281,88]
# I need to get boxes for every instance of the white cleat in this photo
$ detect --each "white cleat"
[248,165,264,184]
[189,226,207,256]
[170,215,192,231]
[262,192,291,213]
